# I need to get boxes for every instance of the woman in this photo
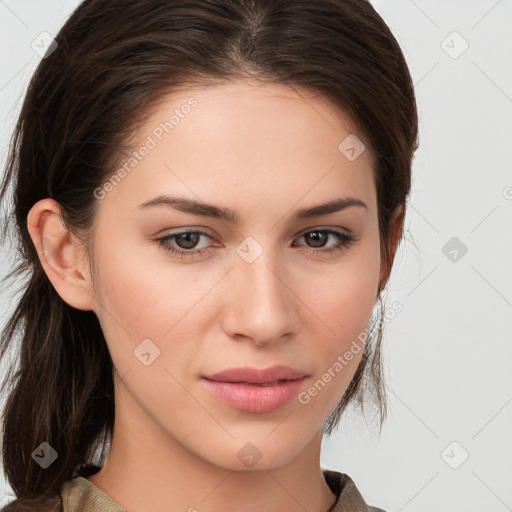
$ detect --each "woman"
[0,0,418,510]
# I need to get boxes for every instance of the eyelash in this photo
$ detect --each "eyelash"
[154,228,358,259]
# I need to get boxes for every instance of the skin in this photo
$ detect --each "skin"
[27,80,403,512]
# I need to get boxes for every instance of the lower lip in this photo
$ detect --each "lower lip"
[201,377,306,413]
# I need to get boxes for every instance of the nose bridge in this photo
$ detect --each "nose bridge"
[227,237,296,343]
[237,236,287,310]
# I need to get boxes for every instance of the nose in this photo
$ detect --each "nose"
[221,252,298,347]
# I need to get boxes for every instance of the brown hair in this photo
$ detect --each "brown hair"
[0,0,418,507]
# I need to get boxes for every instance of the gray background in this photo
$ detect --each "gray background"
[1,1,512,510]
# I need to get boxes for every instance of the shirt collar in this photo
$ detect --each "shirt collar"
[61,470,374,512]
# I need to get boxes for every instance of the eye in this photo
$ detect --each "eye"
[293,229,358,255]
[154,228,358,259]
[155,229,214,258]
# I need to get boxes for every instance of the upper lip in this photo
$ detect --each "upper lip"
[203,365,307,384]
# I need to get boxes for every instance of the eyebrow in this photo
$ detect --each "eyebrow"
[135,194,367,223]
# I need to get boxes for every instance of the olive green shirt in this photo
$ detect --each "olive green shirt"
[61,470,384,511]
[3,470,386,511]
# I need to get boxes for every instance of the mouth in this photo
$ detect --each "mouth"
[203,364,307,385]
[201,368,308,414]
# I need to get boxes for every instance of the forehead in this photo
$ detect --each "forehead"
[104,80,376,216]
[135,80,367,152]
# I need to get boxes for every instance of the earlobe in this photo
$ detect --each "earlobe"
[26,198,96,311]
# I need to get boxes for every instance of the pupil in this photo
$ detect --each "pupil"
[307,231,326,248]
[178,233,199,249]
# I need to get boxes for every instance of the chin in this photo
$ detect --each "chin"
[192,431,311,472]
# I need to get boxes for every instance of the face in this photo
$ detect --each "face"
[85,80,382,470]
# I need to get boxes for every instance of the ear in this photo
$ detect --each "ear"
[26,198,96,311]
[378,204,405,294]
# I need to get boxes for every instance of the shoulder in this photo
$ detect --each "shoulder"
[323,469,389,512]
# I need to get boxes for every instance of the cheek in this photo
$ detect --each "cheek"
[324,270,378,339]
[91,240,218,372]
[299,241,380,381]
[295,273,377,417]
[310,241,380,334]
[92,226,380,375]
[91,243,174,357]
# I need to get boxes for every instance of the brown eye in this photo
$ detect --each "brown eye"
[303,231,329,248]
[174,232,202,250]
[295,229,357,254]
[155,228,358,260]
[155,230,213,258]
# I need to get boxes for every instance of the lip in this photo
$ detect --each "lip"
[203,365,307,384]
[201,365,308,413]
